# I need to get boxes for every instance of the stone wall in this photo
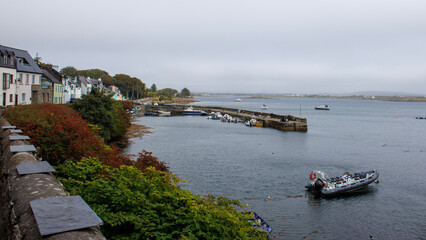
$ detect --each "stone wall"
[0,117,106,240]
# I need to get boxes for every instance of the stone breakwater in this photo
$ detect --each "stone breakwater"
[0,117,105,240]
[144,104,308,132]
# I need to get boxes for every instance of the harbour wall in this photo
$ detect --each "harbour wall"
[0,118,105,240]
[144,104,308,132]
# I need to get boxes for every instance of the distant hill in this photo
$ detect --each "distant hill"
[337,91,426,97]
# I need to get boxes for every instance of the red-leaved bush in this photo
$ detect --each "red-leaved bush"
[120,100,135,112]
[2,104,169,172]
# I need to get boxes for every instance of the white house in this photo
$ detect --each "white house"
[109,85,125,100]
[79,76,92,96]
[0,45,42,107]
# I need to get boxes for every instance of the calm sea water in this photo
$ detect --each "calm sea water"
[125,96,426,240]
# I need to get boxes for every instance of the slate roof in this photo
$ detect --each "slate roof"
[78,76,89,85]
[42,69,62,84]
[0,44,43,74]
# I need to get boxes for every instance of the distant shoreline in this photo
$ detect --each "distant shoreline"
[195,94,426,102]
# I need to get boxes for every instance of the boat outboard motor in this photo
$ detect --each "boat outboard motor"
[313,178,325,191]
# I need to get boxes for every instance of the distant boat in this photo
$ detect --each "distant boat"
[234,98,242,102]
[182,107,202,115]
[158,111,171,116]
[261,104,268,110]
[315,105,330,110]
[245,119,263,127]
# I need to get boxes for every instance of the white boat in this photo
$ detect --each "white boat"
[315,105,330,110]
[182,107,202,115]
[158,111,171,116]
[261,104,268,110]
[305,170,379,197]
[234,98,242,102]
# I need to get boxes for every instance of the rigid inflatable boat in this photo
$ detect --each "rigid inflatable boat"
[305,170,379,197]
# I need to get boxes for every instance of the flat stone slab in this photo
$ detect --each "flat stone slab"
[30,196,103,236]
[10,145,37,152]
[10,129,23,133]
[9,135,30,141]
[2,125,16,129]
[16,161,56,175]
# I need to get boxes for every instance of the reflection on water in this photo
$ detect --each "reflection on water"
[126,97,426,239]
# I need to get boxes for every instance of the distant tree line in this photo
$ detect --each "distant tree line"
[146,83,191,101]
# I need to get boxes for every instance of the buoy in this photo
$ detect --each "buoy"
[395,116,398,118]
[309,172,317,180]
[267,196,271,200]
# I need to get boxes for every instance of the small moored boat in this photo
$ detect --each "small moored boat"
[305,170,379,197]
[248,212,272,234]
[182,107,202,115]
[158,111,171,116]
[315,105,330,110]
[261,104,268,110]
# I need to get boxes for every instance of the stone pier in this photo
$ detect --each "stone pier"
[144,104,308,132]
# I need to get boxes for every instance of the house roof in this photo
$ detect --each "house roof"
[78,76,89,85]
[0,45,43,74]
[42,69,62,84]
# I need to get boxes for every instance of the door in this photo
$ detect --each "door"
[15,94,18,106]
[2,93,5,107]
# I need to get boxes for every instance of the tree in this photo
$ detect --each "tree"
[151,84,157,92]
[61,66,78,78]
[158,88,178,98]
[181,88,191,97]
[113,74,145,100]
[78,69,108,79]
[70,88,130,141]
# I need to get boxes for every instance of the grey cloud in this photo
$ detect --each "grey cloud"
[3,0,426,94]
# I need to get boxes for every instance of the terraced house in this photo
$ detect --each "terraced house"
[0,45,42,107]
[41,68,63,104]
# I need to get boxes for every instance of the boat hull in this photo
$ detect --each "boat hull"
[322,170,379,196]
[182,111,202,115]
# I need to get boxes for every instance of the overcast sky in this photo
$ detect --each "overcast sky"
[3,0,426,94]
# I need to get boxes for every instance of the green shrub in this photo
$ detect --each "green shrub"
[56,158,267,240]
[70,88,131,142]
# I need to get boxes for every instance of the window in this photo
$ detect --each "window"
[19,73,23,83]
[39,76,42,84]
[3,73,11,89]
[32,75,35,84]
[4,54,7,65]
[9,94,13,102]
[2,73,6,90]
[54,97,57,103]
[25,74,29,84]
[10,56,14,66]
[47,93,49,102]
[21,93,25,102]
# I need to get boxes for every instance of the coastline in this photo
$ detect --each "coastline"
[126,121,152,140]
[196,94,426,102]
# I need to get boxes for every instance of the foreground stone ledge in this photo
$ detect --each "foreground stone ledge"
[0,117,106,240]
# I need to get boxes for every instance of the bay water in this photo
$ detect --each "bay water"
[125,96,426,239]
